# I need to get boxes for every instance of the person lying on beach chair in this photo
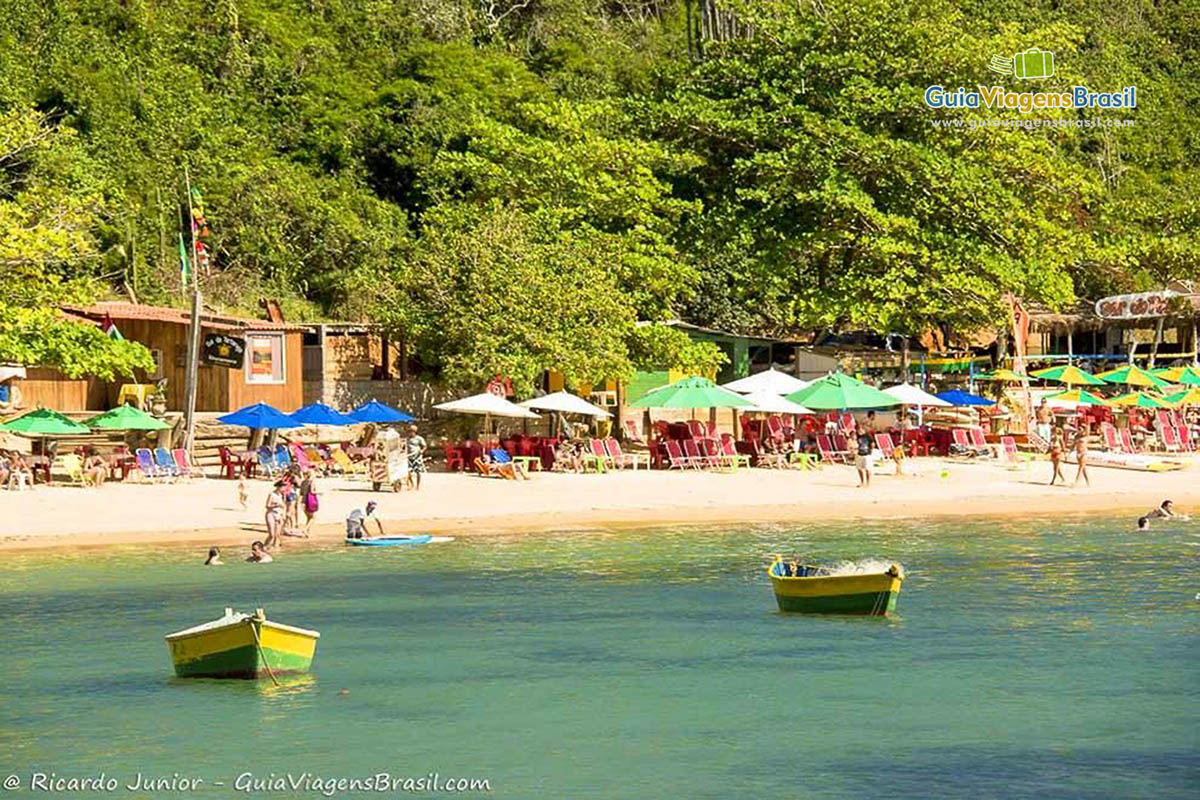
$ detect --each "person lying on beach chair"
[475,449,528,480]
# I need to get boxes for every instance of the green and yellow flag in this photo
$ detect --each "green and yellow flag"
[178,232,191,286]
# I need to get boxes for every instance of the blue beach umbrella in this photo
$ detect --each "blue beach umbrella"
[290,402,356,426]
[935,389,996,407]
[217,402,303,429]
[348,400,415,424]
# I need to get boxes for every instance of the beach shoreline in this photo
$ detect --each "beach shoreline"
[0,459,1191,553]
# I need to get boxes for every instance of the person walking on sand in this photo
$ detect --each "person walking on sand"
[299,468,319,536]
[406,425,427,491]
[1072,430,1090,488]
[1035,398,1053,445]
[1048,427,1066,486]
[264,482,286,548]
[853,430,873,488]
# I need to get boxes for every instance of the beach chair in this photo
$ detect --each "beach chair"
[53,453,86,486]
[950,428,986,458]
[683,438,716,469]
[1159,425,1181,452]
[999,436,1022,467]
[330,447,361,474]
[765,415,786,443]
[256,446,279,477]
[839,413,856,434]
[154,447,180,478]
[718,436,753,471]
[605,438,649,470]
[664,440,698,470]
[172,448,204,479]
[443,443,466,472]
[1177,426,1193,452]
[700,439,733,471]
[473,450,523,480]
[1155,410,1173,432]
[874,433,896,460]
[134,448,162,481]
[816,434,848,464]
[585,438,613,472]
[1100,423,1121,451]
[273,444,293,471]
[289,443,317,472]
[1119,428,1139,454]
[969,427,996,458]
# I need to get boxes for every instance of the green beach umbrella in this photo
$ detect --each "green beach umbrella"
[1107,391,1168,408]
[785,372,900,410]
[629,376,754,409]
[1095,364,1169,389]
[1160,388,1200,406]
[1045,389,1110,407]
[1030,365,1105,386]
[0,408,90,435]
[977,368,1027,382]
[84,405,170,431]
[1152,366,1200,386]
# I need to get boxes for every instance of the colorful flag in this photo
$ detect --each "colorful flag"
[178,232,191,286]
[101,312,123,341]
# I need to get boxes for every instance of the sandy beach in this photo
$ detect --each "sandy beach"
[0,457,1193,552]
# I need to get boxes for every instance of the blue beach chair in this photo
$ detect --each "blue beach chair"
[154,447,180,478]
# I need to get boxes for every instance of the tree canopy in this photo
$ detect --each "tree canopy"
[0,0,1196,385]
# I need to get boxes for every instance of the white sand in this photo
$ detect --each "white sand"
[0,457,1191,552]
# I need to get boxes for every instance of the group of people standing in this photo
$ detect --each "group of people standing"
[263,466,321,548]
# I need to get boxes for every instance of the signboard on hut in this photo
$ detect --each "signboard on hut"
[203,334,246,368]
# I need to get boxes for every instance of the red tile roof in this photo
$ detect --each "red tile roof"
[61,303,305,332]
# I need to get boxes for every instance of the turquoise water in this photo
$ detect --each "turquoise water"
[1,518,1197,798]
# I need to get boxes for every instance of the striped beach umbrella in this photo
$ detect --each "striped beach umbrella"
[1107,391,1168,408]
[1159,388,1200,406]
[1095,364,1169,389]
[1030,365,1105,386]
[1152,366,1200,386]
[976,368,1027,382]
[1046,389,1110,406]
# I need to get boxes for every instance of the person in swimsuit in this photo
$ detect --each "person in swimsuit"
[1071,430,1090,488]
[204,546,223,565]
[1048,427,1066,486]
[247,541,273,563]
[264,482,285,548]
[1035,398,1053,444]
[1147,500,1189,521]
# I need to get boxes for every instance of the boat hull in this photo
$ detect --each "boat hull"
[166,619,318,679]
[769,564,903,616]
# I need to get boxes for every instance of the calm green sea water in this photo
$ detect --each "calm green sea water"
[1,517,1197,799]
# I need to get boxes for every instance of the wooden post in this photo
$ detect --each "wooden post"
[1149,317,1165,368]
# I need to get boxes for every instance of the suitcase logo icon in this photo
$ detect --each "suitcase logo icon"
[989,48,1055,80]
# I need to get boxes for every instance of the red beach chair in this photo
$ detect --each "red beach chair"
[1119,428,1139,454]
[605,438,648,470]
[683,438,714,469]
[874,433,896,460]
[1177,426,1193,452]
[816,434,848,464]
[1100,423,1121,451]
[1159,425,1181,452]
[622,419,648,446]
[664,440,697,470]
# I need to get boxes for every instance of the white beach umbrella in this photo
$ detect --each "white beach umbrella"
[721,368,809,395]
[883,383,951,407]
[434,392,541,419]
[519,390,612,417]
[741,390,814,415]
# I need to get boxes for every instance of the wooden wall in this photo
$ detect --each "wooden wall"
[16,368,93,411]
[228,331,303,411]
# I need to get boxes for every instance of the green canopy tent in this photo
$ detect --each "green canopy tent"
[629,376,754,446]
[784,373,900,410]
[84,405,171,431]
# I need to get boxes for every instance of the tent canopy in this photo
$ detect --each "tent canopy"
[883,383,951,407]
[348,400,415,423]
[721,368,808,395]
[1152,366,1200,386]
[628,376,754,409]
[1030,365,1105,386]
[1095,365,1170,389]
[290,402,356,426]
[217,402,302,429]
[785,373,899,410]
[1108,391,1168,408]
[519,390,612,418]
[1046,389,1110,407]
[434,392,540,419]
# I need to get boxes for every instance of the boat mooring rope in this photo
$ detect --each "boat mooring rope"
[249,614,281,686]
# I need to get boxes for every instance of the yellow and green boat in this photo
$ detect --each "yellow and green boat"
[768,557,904,616]
[165,608,320,679]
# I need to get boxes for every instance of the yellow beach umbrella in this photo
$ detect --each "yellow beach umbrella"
[1107,391,1169,408]
[1046,389,1110,406]
[1030,365,1106,386]
[1159,388,1200,406]
[1095,364,1170,389]
[977,368,1027,382]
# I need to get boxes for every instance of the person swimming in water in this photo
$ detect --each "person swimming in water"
[247,541,274,563]
[204,546,223,565]
[1136,517,1149,532]
[1147,500,1189,521]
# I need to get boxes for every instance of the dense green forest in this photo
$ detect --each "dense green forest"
[1,0,1197,391]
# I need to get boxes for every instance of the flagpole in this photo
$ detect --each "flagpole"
[182,164,202,453]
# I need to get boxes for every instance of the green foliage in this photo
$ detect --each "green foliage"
[0,305,154,380]
[627,324,728,374]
